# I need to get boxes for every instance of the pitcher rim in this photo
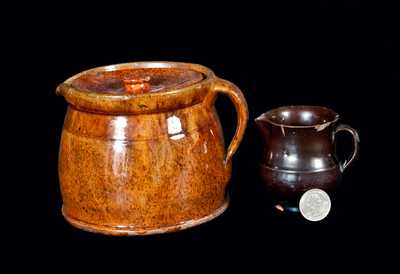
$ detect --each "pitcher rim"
[255,105,340,128]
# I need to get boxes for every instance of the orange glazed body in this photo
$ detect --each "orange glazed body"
[57,62,248,235]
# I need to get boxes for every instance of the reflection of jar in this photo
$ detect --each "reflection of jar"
[56,62,248,235]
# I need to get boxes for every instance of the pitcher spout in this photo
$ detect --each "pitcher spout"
[254,114,270,140]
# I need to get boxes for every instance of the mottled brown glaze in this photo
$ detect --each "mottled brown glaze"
[255,106,359,212]
[57,62,248,235]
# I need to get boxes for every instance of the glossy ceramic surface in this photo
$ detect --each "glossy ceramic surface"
[255,106,359,212]
[57,62,248,235]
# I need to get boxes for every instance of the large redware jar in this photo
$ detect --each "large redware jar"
[56,62,248,235]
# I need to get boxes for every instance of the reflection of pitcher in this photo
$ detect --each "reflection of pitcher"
[255,106,359,212]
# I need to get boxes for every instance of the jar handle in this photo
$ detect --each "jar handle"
[334,124,360,172]
[209,77,248,166]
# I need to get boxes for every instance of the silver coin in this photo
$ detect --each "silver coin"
[299,189,331,221]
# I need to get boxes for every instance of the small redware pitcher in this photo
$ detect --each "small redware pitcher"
[56,62,248,235]
[255,106,359,212]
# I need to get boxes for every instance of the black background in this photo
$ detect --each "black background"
[11,1,398,267]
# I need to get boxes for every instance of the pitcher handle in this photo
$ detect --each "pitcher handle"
[209,77,248,166]
[334,124,360,171]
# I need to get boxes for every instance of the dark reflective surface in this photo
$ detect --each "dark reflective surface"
[255,106,359,211]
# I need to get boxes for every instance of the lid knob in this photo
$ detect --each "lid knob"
[123,76,151,94]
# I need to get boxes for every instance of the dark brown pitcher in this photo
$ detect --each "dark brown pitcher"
[255,106,360,212]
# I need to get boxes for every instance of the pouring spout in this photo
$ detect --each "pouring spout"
[254,113,270,140]
[254,113,268,127]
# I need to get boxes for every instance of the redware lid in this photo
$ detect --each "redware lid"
[70,67,204,95]
[57,62,215,115]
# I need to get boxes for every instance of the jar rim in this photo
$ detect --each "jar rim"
[56,62,215,115]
